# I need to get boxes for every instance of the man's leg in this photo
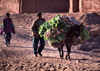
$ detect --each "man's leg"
[38,37,45,56]
[33,37,39,57]
[4,33,8,46]
[8,33,11,45]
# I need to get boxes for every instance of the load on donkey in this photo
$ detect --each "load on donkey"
[39,15,90,60]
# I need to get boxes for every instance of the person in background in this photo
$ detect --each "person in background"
[0,13,15,47]
[31,13,45,57]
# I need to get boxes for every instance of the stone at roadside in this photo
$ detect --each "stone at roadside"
[90,29,100,36]
[96,34,100,42]
[76,60,80,63]
[92,42,99,45]
[92,34,100,42]
[92,42,100,49]
[93,37,98,42]
[85,42,92,46]
[88,35,94,41]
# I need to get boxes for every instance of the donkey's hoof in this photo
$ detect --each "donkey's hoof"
[68,58,71,61]
[65,56,71,61]
[68,57,71,61]
[65,57,68,60]
[60,56,63,59]
[65,55,69,60]
[59,55,63,59]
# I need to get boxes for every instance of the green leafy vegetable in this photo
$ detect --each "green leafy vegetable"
[80,25,90,42]
[39,14,69,44]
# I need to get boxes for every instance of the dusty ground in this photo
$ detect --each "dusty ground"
[0,12,100,71]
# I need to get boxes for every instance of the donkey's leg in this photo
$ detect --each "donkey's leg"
[66,44,69,60]
[66,44,71,60]
[58,47,63,59]
[61,45,64,58]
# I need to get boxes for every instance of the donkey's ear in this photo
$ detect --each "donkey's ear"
[79,23,83,28]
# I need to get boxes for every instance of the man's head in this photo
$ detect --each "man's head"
[6,13,10,19]
[37,12,42,20]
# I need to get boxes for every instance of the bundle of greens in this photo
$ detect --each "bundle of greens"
[39,15,70,44]
[80,25,90,43]
[39,14,90,47]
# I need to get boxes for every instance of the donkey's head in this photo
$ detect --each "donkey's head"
[73,23,83,40]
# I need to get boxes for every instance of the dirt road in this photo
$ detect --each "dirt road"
[0,13,100,71]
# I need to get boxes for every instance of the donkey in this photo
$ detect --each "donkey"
[58,23,83,60]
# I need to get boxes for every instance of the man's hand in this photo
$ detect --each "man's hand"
[36,34,40,36]
[35,34,40,38]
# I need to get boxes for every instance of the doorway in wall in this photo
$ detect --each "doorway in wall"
[73,0,79,12]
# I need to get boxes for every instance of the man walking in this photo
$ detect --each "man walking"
[0,13,15,47]
[31,13,45,57]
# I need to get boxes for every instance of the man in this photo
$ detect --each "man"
[31,13,45,57]
[0,13,15,47]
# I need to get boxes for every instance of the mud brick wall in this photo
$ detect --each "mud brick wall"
[1,0,100,14]
[82,0,100,12]
[0,0,19,14]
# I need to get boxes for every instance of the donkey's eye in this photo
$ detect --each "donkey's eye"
[76,31,78,33]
